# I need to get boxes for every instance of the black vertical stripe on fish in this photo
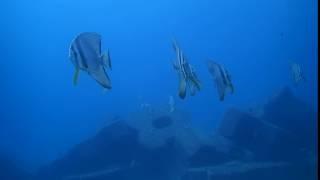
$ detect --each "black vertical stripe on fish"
[178,49,187,79]
[70,46,76,60]
[222,66,231,83]
[221,67,231,87]
[217,64,228,85]
[71,46,81,67]
[190,67,201,91]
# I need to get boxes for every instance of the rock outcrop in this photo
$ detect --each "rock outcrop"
[35,87,317,180]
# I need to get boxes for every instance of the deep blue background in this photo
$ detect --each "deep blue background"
[0,0,318,172]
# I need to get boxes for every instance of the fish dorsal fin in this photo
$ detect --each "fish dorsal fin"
[101,49,112,70]
[172,38,179,52]
[73,67,80,86]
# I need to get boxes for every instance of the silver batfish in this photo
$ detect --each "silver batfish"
[69,32,112,89]
[207,60,234,101]
[172,40,201,99]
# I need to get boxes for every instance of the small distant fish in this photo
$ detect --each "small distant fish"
[69,32,112,89]
[290,62,306,84]
[207,60,234,101]
[172,40,201,99]
[168,95,175,113]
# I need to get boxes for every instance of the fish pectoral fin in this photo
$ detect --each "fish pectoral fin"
[178,76,187,99]
[172,39,179,52]
[101,49,112,70]
[73,68,80,86]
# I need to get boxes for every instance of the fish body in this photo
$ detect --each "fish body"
[69,32,112,89]
[207,60,234,101]
[172,40,201,99]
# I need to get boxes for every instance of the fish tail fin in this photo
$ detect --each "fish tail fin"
[73,68,80,86]
[102,49,112,70]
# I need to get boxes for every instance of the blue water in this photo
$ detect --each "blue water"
[0,0,318,178]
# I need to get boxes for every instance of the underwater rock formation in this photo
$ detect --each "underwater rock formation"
[262,87,317,154]
[35,87,317,180]
[152,116,173,129]
[217,87,317,162]
[37,120,141,179]
[188,145,235,167]
[182,161,316,180]
[218,108,292,161]
[0,155,32,180]
[36,110,203,180]
[127,109,203,156]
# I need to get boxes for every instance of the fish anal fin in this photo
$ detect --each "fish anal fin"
[178,76,187,99]
[90,68,112,89]
[216,83,226,101]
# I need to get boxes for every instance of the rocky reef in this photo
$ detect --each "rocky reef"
[31,87,317,180]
